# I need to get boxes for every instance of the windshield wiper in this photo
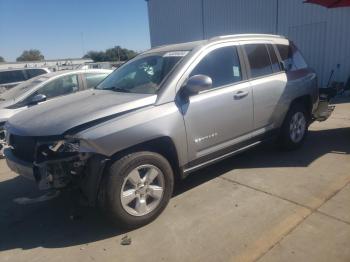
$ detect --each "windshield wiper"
[108,86,131,93]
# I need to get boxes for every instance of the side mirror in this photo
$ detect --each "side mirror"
[183,75,212,96]
[29,94,47,105]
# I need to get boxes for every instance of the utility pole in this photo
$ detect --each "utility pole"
[275,0,279,34]
[201,0,205,39]
[117,46,120,62]
[80,32,85,57]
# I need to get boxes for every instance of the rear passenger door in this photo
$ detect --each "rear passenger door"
[242,42,287,132]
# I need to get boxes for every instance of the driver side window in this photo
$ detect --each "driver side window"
[190,46,242,89]
[37,74,79,99]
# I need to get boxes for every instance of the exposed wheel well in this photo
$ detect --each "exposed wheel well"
[109,137,182,181]
[290,95,313,120]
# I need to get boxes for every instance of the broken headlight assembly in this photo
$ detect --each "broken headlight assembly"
[49,139,80,153]
[39,139,81,160]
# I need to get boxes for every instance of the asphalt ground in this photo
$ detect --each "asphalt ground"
[0,96,349,262]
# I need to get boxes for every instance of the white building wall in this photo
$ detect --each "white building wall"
[147,0,204,47]
[278,0,350,85]
[203,0,276,38]
[147,0,350,86]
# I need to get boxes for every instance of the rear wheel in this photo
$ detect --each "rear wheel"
[279,103,309,150]
[102,151,174,228]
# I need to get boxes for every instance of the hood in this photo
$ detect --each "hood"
[0,107,26,123]
[6,89,157,136]
[0,99,16,109]
[0,99,27,123]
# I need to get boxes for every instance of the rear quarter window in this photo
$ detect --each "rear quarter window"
[276,43,308,71]
[25,69,48,79]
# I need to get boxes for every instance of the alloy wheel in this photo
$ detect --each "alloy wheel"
[120,164,165,216]
[289,112,306,143]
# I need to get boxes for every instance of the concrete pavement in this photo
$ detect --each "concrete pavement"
[0,97,349,262]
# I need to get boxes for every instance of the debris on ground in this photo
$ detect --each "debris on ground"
[121,235,132,245]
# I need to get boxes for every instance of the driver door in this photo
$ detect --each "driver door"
[36,74,80,99]
[25,74,80,106]
[181,44,254,168]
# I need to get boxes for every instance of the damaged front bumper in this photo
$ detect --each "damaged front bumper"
[5,148,34,180]
[5,139,109,206]
[5,147,90,189]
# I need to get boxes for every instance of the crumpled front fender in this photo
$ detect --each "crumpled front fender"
[79,154,109,207]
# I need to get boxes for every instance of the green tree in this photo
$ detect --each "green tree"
[83,46,138,62]
[83,51,106,62]
[16,49,44,61]
[0,56,4,62]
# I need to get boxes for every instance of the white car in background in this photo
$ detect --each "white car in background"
[0,68,51,91]
[0,69,112,151]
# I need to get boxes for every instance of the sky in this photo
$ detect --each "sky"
[0,0,151,62]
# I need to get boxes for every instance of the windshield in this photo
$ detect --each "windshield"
[96,51,188,94]
[0,75,49,101]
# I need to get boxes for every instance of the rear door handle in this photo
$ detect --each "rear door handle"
[234,90,249,99]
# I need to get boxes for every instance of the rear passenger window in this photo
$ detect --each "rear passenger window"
[0,70,26,84]
[276,43,308,71]
[244,44,273,78]
[190,46,242,88]
[85,73,109,89]
[267,44,281,73]
[26,69,47,78]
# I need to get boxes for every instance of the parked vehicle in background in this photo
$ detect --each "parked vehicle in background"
[78,61,124,70]
[4,34,332,228]
[0,68,50,91]
[0,69,112,152]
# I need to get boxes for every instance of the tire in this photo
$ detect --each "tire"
[279,103,309,150]
[102,151,174,229]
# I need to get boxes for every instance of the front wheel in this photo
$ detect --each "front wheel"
[279,103,309,150]
[102,151,174,228]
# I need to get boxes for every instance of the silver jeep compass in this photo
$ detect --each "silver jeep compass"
[4,34,330,228]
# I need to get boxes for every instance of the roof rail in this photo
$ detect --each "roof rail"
[209,34,286,41]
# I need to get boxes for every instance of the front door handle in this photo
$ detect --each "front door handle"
[234,90,249,99]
